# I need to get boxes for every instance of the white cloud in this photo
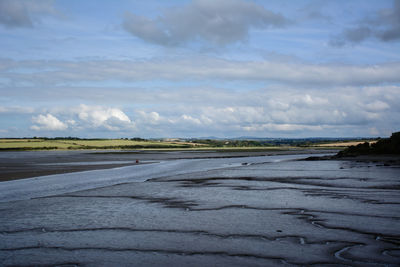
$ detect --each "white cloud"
[31,113,67,131]
[123,0,289,46]
[28,105,135,133]
[74,104,133,131]
[136,111,161,125]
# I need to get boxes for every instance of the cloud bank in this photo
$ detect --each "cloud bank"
[2,58,400,86]
[11,84,398,138]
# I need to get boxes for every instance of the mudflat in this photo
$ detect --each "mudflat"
[1,150,400,266]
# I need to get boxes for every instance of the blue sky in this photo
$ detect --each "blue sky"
[0,0,399,138]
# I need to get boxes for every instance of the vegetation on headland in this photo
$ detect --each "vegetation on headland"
[337,132,400,157]
[0,136,377,151]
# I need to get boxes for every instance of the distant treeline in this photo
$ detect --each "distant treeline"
[189,138,371,147]
[338,132,400,156]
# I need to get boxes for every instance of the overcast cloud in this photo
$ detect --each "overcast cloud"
[0,0,399,138]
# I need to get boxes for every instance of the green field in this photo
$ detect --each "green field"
[0,139,198,150]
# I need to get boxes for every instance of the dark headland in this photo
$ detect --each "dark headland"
[306,131,400,165]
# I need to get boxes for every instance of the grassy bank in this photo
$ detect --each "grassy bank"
[0,138,196,151]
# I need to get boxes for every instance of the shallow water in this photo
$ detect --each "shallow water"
[1,152,400,266]
[0,153,315,203]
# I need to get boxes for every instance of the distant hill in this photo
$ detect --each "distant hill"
[338,132,400,156]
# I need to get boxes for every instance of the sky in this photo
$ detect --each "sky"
[0,0,399,138]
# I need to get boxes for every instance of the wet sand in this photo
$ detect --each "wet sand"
[1,150,400,266]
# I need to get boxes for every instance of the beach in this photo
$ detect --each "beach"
[1,150,400,266]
